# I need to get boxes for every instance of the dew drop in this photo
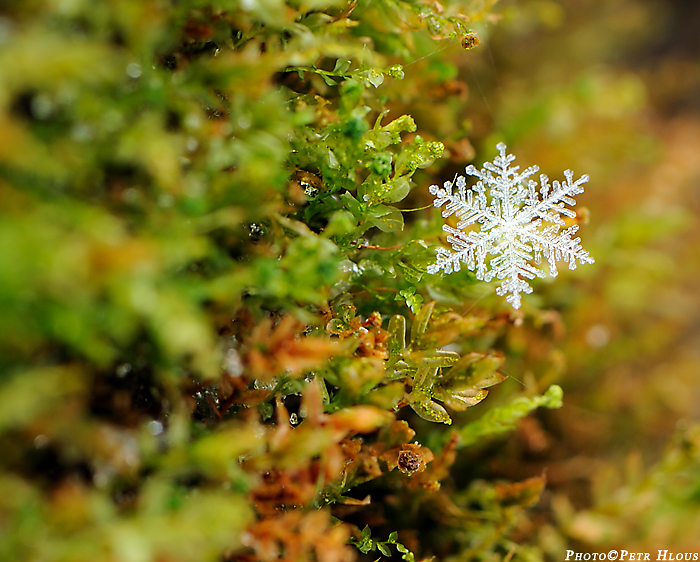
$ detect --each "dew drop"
[116,363,132,377]
[30,94,53,120]
[586,324,610,348]
[224,348,243,377]
[126,63,142,78]
[237,115,252,129]
[147,420,163,436]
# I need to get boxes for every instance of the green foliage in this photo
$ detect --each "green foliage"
[458,384,563,447]
[351,526,416,561]
[385,302,507,425]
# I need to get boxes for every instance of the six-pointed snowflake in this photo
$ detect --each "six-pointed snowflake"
[427,142,594,309]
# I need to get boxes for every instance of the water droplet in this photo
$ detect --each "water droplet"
[289,413,299,426]
[30,94,53,120]
[71,123,93,142]
[586,324,610,348]
[116,363,132,377]
[126,63,142,78]
[93,469,111,488]
[185,112,202,130]
[224,348,243,377]
[124,451,138,466]
[147,420,163,436]
[237,115,252,129]
[123,188,139,204]
[254,378,276,391]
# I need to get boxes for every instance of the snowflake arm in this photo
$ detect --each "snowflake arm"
[428,175,494,230]
[520,169,591,225]
[428,142,594,309]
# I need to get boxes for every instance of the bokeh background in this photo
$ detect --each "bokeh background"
[452,0,700,550]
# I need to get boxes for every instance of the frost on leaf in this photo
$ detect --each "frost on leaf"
[427,143,594,309]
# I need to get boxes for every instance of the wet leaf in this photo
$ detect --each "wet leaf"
[410,301,435,344]
[387,315,406,358]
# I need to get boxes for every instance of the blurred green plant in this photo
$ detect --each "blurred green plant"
[351,527,417,562]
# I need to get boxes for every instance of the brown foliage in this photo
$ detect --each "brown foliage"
[244,316,341,380]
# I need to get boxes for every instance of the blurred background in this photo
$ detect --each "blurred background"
[433,0,700,551]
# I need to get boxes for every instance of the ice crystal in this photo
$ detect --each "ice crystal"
[427,142,594,309]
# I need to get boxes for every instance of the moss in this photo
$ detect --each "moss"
[3,0,699,561]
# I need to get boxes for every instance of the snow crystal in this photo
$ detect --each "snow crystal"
[428,142,594,309]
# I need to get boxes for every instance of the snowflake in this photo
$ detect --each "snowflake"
[427,142,594,309]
